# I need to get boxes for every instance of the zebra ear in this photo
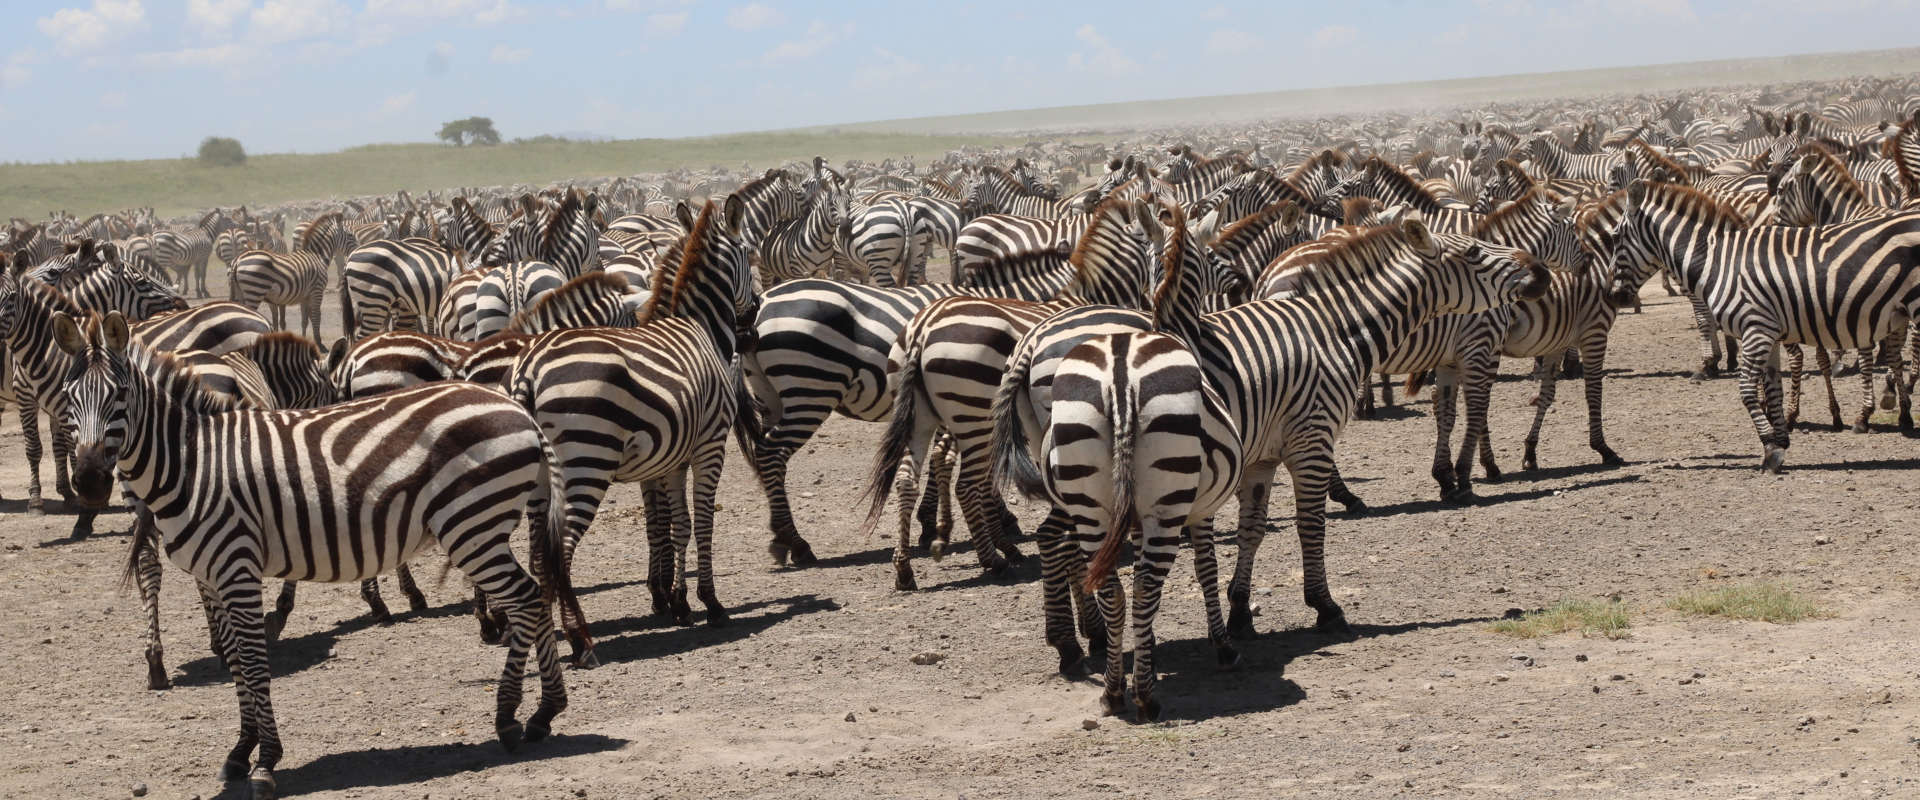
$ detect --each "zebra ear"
[674,201,695,231]
[102,311,130,351]
[1627,179,1648,206]
[326,337,350,376]
[1398,216,1435,253]
[723,194,746,234]
[1279,201,1304,231]
[52,312,87,356]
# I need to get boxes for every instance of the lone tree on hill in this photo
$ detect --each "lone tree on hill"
[437,117,502,146]
[197,136,246,166]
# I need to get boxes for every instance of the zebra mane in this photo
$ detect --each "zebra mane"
[1271,221,1431,294]
[637,202,715,323]
[297,212,342,253]
[979,166,1058,198]
[1887,111,1919,196]
[1285,149,1346,188]
[1149,202,1198,330]
[1633,181,1752,231]
[1212,200,1302,260]
[1056,196,1148,303]
[17,272,85,318]
[508,271,637,334]
[1787,143,1867,201]
[240,330,322,363]
[1627,139,1696,184]
[1362,157,1447,213]
[1471,185,1558,238]
[1494,158,1536,189]
[128,337,240,416]
[1341,197,1384,226]
[537,189,593,257]
[736,169,792,201]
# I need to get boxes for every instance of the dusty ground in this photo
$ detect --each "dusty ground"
[2,285,1919,800]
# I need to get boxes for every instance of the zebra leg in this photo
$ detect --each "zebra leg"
[1354,377,1375,420]
[1129,519,1179,723]
[448,526,568,750]
[916,434,955,556]
[1095,573,1128,717]
[473,580,505,646]
[1287,444,1349,635]
[1226,467,1276,640]
[1379,372,1396,409]
[1739,336,1789,473]
[305,290,324,343]
[1558,348,1583,379]
[1884,334,1913,432]
[1581,339,1620,465]
[198,579,228,664]
[212,580,281,799]
[133,512,170,690]
[1819,348,1845,431]
[754,411,823,567]
[1783,345,1806,429]
[396,564,428,613]
[642,483,675,617]
[1660,268,1679,297]
[359,579,395,625]
[1429,366,1461,500]
[664,473,697,625]
[1722,332,1739,375]
[688,444,729,626]
[1458,347,1500,485]
[1034,506,1089,674]
[890,423,932,591]
[1186,524,1238,669]
[1523,356,1558,472]
[1327,463,1366,514]
[1850,347,1878,433]
[20,390,45,514]
[952,446,1016,576]
[50,412,74,506]
[1689,297,1719,381]
[266,582,295,640]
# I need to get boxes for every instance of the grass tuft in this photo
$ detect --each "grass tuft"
[1489,597,1631,639]
[1667,582,1823,623]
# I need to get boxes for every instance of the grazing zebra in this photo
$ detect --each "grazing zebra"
[1606,181,1920,471]
[341,237,464,339]
[55,311,583,798]
[231,213,348,340]
[503,199,757,658]
[987,204,1240,718]
[153,229,213,299]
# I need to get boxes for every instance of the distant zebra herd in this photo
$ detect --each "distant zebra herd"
[5,72,1920,797]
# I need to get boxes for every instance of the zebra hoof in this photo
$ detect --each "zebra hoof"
[1100,692,1128,717]
[1134,696,1162,724]
[1055,643,1087,676]
[929,540,947,561]
[1761,446,1788,474]
[788,539,819,566]
[526,707,557,744]
[1336,495,1368,515]
[146,656,171,691]
[1315,609,1354,636]
[370,609,395,626]
[1227,609,1256,640]
[893,566,918,592]
[498,722,525,753]
[1851,420,1870,434]
[766,541,790,567]
[704,606,731,628]
[670,597,693,626]
[249,768,277,800]
[26,504,44,517]
[1444,488,1478,506]
[221,756,250,782]
[1596,447,1624,466]
[1216,644,1242,669]
[406,595,430,614]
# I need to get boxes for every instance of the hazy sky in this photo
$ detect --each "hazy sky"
[2,0,1917,163]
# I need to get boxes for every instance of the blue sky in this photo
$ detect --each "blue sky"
[2,0,1917,163]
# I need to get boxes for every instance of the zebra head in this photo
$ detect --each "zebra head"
[1604,180,1667,307]
[52,311,133,509]
[98,252,190,317]
[1423,224,1551,315]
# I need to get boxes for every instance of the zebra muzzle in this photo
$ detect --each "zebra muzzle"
[1515,262,1551,301]
[70,443,115,509]
[1607,279,1639,309]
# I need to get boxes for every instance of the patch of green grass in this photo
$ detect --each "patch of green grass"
[1489,598,1631,639]
[1667,582,1823,623]
[0,131,1041,221]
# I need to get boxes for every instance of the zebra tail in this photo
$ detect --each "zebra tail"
[119,511,154,594]
[860,340,924,535]
[1085,378,1138,596]
[338,271,357,342]
[989,341,1048,500]
[727,365,764,484]
[1404,370,1429,396]
[531,423,592,655]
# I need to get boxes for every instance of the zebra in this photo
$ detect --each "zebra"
[759,171,851,285]
[341,237,464,339]
[1322,156,1483,233]
[846,192,970,287]
[153,229,213,299]
[471,261,568,340]
[864,197,1253,590]
[327,330,477,400]
[55,310,584,798]
[1527,133,1624,182]
[231,213,349,340]
[1607,181,1920,471]
[1189,168,1327,242]
[501,198,758,658]
[962,164,1089,218]
[986,204,1241,716]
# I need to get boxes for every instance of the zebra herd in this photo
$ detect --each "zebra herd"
[5,72,1920,797]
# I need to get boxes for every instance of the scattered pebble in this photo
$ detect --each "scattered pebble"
[1813,535,1833,546]
[1396,743,1411,752]
[574,789,587,798]
[1081,719,1100,731]
[1438,670,1455,678]
[1493,674,1510,683]
[1490,586,1509,594]
[1798,716,1816,728]
[1609,674,1626,681]
[910,651,946,666]
[844,712,856,723]
[1575,654,1589,662]
[131,783,147,797]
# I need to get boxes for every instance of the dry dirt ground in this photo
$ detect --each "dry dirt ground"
[3,283,1920,799]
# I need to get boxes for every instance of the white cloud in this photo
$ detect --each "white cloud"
[187,0,250,38]
[381,91,416,113]
[1,51,36,88]
[1066,24,1138,76]
[37,0,146,54]
[366,0,520,23]
[136,42,255,69]
[762,20,852,63]
[490,43,531,63]
[646,11,689,36]
[1205,29,1259,56]
[1201,4,1228,19]
[852,47,922,90]
[1309,24,1357,49]
[727,2,783,30]
[250,0,351,44]
[100,91,127,108]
